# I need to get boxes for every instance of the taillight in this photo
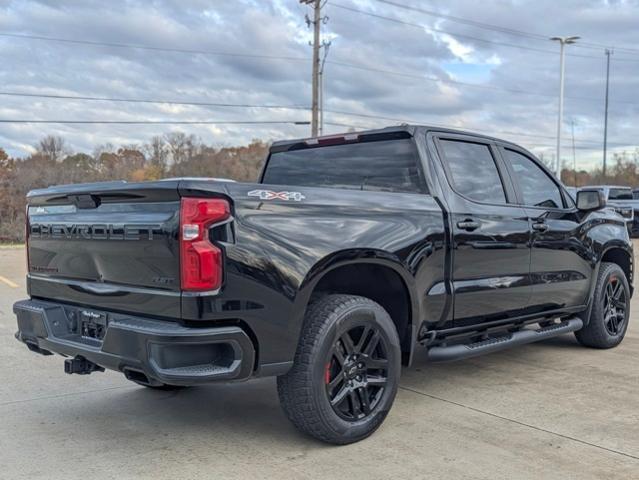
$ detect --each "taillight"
[180,197,230,292]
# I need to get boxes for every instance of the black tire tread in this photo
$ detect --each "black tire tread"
[575,262,629,349]
[277,294,396,444]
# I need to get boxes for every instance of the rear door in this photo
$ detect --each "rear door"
[433,135,531,326]
[498,146,591,312]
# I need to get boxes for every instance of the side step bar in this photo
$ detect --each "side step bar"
[427,317,583,362]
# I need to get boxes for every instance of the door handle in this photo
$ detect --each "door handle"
[532,222,549,232]
[457,219,480,231]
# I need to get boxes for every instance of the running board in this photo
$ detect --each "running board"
[427,317,583,362]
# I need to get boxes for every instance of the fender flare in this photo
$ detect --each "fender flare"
[292,249,421,363]
[582,241,634,325]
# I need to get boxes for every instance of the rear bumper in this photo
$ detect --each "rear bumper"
[14,299,255,386]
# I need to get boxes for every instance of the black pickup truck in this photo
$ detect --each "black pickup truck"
[14,126,633,444]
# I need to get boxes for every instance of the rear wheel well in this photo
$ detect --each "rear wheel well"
[310,263,413,364]
[601,248,632,284]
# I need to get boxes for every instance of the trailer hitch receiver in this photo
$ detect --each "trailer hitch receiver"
[64,356,105,375]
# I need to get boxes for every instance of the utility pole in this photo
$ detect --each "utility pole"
[301,0,322,137]
[603,48,613,178]
[319,41,331,136]
[550,36,580,178]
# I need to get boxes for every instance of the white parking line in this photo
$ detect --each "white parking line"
[0,275,19,288]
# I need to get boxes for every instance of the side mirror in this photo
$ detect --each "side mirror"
[576,189,606,211]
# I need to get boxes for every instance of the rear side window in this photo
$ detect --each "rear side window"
[439,139,506,204]
[609,188,632,200]
[262,139,426,193]
[505,149,564,209]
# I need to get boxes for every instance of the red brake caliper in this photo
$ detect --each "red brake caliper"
[324,361,332,385]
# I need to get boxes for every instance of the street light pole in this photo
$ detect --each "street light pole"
[603,48,613,178]
[571,118,577,186]
[551,36,580,179]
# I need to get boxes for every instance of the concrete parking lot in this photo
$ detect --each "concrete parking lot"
[1,245,638,479]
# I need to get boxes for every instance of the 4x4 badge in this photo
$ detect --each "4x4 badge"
[248,190,306,202]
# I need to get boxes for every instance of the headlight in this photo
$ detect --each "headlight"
[616,207,634,219]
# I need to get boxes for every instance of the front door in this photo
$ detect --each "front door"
[435,136,532,326]
[499,147,591,312]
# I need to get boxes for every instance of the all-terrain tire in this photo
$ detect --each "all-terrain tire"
[575,262,630,349]
[277,294,401,445]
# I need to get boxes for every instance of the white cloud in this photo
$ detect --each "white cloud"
[0,0,636,171]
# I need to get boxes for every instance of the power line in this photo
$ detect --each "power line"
[0,119,311,125]
[370,0,545,41]
[3,30,637,105]
[0,32,308,62]
[0,89,635,147]
[325,59,639,105]
[368,0,639,57]
[0,116,635,151]
[7,62,636,107]
[0,115,355,130]
[526,143,636,151]
[0,91,308,110]
[323,121,365,129]
[329,2,607,61]
[4,6,638,60]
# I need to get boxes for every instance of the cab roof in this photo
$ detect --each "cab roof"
[269,125,523,153]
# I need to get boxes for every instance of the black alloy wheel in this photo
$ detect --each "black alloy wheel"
[575,261,631,349]
[277,294,401,444]
[602,273,628,336]
[324,324,389,421]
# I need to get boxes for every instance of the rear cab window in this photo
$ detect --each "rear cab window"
[609,188,633,200]
[262,135,427,194]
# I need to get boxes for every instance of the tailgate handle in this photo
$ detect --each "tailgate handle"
[71,283,123,296]
[69,194,101,209]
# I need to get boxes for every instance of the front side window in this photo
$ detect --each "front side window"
[505,149,563,209]
[439,139,506,204]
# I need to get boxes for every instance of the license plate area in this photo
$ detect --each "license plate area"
[80,310,108,341]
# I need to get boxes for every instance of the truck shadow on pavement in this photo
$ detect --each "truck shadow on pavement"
[41,334,588,449]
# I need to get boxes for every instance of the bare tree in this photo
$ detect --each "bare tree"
[36,135,68,162]
[144,136,168,170]
[164,131,199,165]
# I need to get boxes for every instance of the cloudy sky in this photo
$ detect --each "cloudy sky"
[0,0,638,169]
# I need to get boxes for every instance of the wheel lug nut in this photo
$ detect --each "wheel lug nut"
[356,375,362,381]
[358,363,364,369]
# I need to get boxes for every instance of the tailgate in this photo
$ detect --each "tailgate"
[26,181,182,318]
